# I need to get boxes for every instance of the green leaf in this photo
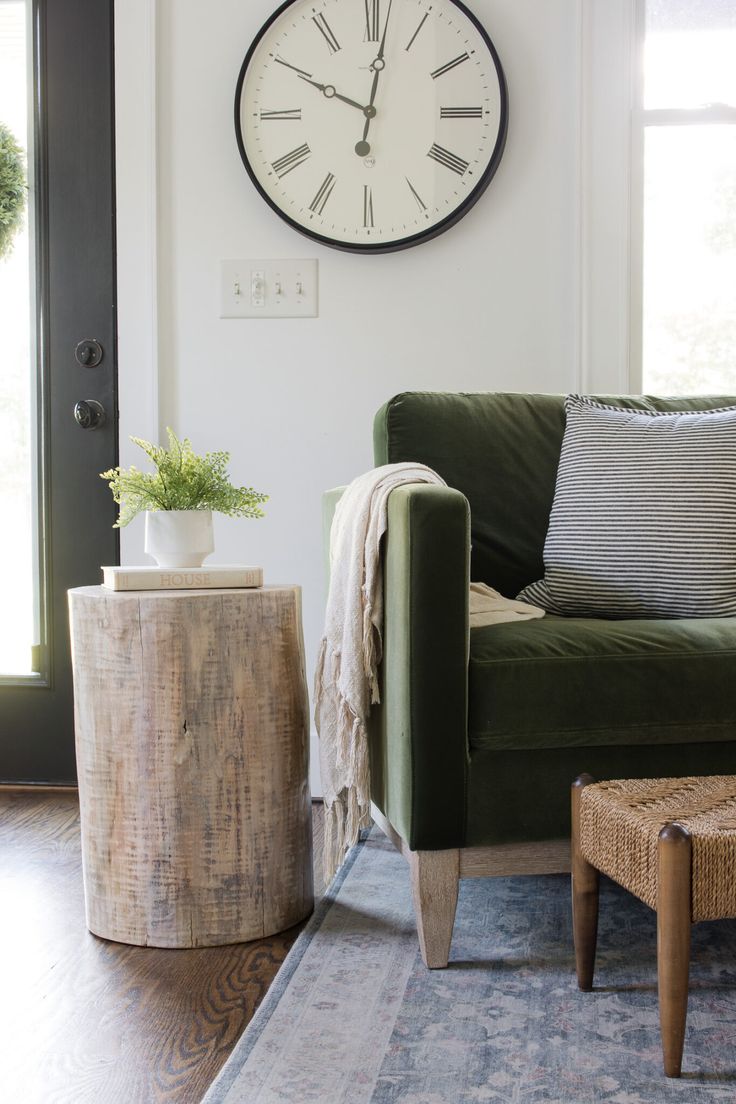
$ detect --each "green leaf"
[0,121,27,261]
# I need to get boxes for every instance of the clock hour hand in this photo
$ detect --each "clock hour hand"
[297,74,370,115]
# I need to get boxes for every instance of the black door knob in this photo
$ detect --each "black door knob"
[75,339,104,367]
[74,399,106,430]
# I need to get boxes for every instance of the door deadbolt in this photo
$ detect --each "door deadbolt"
[75,339,104,368]
[74,399,106,430]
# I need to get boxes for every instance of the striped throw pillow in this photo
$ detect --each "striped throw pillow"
[517,395,736,619]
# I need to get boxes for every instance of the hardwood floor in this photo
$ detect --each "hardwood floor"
[0,790,324,1104]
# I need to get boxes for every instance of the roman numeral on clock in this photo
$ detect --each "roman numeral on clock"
[309,172,336,215]
[312,13,340,53]
[271,143,311,178]
[364,0,380,41]
[430,52,470,80]
[260,108,302,121]
[363,185,374,228]
[440,107,483,119]
[427,143,469,176]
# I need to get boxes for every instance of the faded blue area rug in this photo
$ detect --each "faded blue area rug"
[202,831,736,1103]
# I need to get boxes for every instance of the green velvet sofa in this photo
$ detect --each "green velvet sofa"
[323,391,736,967]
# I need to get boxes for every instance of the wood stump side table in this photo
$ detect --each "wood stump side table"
[68,584,314,948]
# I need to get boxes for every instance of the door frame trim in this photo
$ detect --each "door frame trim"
[115,0,160,567]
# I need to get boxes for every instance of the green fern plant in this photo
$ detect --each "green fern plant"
[0,121,26,261]
[101,429,268,528]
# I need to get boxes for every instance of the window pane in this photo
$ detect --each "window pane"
[642,125,736,395]
[0,1,37,676]
[645,1,736,109]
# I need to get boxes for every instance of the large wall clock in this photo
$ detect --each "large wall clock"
[235,0,508,253]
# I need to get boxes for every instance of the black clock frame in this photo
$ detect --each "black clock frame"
[234,0,508,254]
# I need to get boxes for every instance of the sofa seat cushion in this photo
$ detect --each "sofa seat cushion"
[468,615,736,752]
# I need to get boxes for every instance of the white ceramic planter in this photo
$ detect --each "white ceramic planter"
[144,509,214,568]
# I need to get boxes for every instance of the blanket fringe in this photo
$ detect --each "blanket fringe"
[322,787,372,886]
[315,639,373,773]
[316,636,373,884]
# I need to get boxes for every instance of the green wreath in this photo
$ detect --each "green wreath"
[0,122,26,261]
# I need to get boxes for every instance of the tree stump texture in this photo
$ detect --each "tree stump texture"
[68,585,314,948]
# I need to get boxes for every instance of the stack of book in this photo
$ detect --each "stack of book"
[101,565,264,591]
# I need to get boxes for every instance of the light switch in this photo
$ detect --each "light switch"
[251,270,265,308]
[220,259,318,318]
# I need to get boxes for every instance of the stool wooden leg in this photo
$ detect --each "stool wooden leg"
[657,822,692,1078]
[571,774,599,991]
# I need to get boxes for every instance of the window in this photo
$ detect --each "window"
[639,1,736,394]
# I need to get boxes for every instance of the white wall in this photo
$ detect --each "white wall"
[118,0,588,792]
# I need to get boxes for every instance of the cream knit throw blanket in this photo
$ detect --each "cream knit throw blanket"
[314,463,545,884]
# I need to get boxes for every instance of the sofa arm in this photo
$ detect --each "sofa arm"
[371,484,470,851]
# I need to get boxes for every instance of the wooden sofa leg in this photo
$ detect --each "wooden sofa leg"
[409,849,460,969]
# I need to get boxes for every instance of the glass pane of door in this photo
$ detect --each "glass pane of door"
[0,0,39,678]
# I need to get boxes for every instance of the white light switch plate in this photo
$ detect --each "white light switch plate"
[220,259,318,318]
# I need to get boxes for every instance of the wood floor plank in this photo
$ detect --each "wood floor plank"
[0,791,324,1104]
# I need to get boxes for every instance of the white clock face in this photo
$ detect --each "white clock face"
[236,0,507,252]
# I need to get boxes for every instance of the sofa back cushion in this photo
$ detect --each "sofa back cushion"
[374,392,736,598]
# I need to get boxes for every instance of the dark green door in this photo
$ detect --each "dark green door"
[0,0,118,782]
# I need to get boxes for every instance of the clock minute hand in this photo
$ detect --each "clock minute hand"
[297,74,368,114]
[362,0,394,142]
[375,0,394,65]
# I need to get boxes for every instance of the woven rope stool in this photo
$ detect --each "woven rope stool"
[571,773,736,1078]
